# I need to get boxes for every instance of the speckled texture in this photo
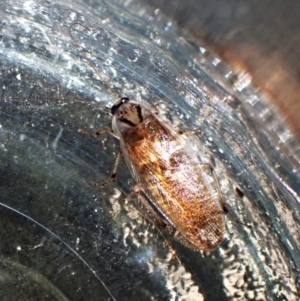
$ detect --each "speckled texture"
[0,0,299,300]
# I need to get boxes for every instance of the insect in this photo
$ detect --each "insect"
[70,23,229,251]
[109,97,227,250]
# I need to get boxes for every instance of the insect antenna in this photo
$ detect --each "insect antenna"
[70,23,121,100]
[6,95,93,106]
[0,201,117,301]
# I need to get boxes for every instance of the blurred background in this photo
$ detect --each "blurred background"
[147,0,300,139]
[0,0,299,300]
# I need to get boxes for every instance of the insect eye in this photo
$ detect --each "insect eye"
[111,97,130,115]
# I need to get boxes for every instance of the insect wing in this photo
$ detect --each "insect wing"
[118,114,226,250]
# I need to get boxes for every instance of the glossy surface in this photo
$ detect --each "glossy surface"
[0,0,299,300]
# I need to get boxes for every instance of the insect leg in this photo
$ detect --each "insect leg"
[178,129,202,136]
[78,123,112,138]
[200,163,228,213]
[126,185,182,263]
[126,184,166,227]
[78,123,122,188]
[200,163,251,227]
[152,102,160,115]
[92,149,122,188]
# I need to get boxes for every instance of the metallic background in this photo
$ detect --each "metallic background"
[0,0,299,300]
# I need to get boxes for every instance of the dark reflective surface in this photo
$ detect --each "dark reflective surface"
[0,0,299,300]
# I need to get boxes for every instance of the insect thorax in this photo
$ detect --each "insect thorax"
[112,99,152,137]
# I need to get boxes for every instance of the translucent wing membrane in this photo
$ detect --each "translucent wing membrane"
[118,111,225,250]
